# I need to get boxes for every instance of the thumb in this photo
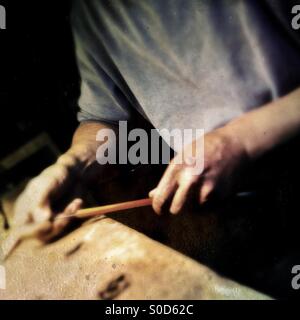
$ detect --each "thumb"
[149,188,157,198]
[31,205,52,224]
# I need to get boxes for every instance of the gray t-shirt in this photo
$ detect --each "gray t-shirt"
[71,0,300,148]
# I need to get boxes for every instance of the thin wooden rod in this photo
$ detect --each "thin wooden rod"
[75,198,152,219]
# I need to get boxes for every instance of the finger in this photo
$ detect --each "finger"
[148,189,156,198]
[199,181,214,204]
[40,198,83,242]
[152,163,179,214]
[62,198,83,216]
[169,180,193,215]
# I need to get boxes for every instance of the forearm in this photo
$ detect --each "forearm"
[224,87,300,160]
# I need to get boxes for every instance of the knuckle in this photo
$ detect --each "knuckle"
[179,169,197,185]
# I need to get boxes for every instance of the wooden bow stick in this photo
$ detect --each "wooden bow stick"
[73,198,152,219]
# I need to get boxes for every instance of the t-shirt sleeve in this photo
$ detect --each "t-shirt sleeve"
[71,1,133,125]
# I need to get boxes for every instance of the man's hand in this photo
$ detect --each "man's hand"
[13,160,84,241]
[150,128,249,215]
[11,121,115,241]
[150,87,300,215]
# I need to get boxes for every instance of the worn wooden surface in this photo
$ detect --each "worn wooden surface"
[0,215,269,300]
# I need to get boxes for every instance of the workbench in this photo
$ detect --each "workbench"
[0,214,269,299]
[0,166,272,300]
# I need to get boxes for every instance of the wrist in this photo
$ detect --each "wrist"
[219,121,251,160]
[56,145,96,177]
[225,115,266,161]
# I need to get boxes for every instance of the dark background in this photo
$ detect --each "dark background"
[1,1,79,158]
[0,1,80,192]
